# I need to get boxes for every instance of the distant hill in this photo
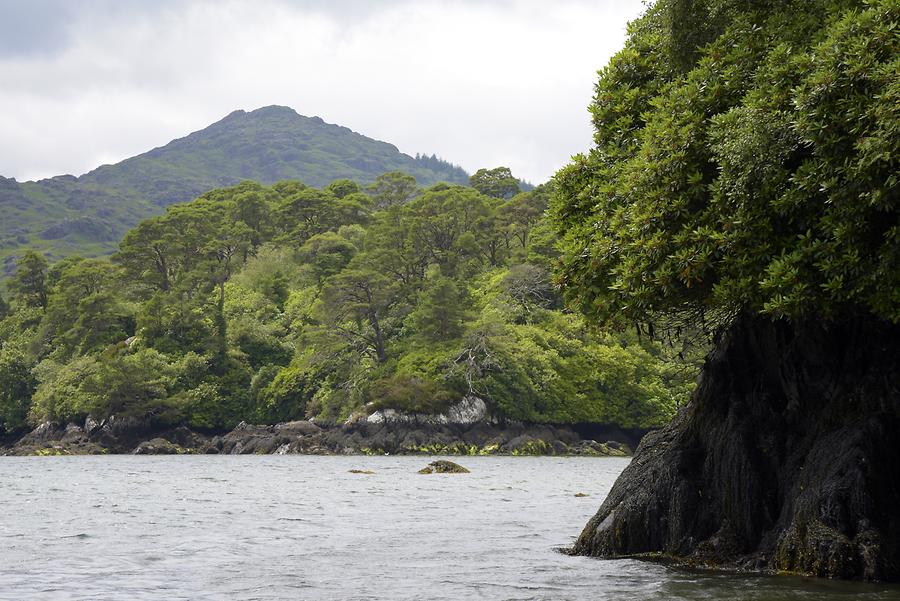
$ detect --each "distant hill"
[0,105,469,276]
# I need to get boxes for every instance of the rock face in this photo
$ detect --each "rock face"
[573,314,900,581]
[366,395,489,425]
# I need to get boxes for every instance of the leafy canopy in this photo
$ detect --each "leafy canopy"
[552,0,900,328]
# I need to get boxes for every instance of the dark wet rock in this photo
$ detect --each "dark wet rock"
[3,413,644,458]
[575,493,590,498]
[348,469,375,474]
[133,438,184,455]
[573,313,900,582]
[273,420,321,436]
[17,422,63,446]
[60,423,87,444]
[418,460,470,474]
[84,416,102,436]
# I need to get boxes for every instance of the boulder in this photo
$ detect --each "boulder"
[132,438,183,455]
[418,460,470,474]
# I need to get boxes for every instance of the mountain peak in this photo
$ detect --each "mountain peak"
[1,107,469,267]
[248,105,298,117]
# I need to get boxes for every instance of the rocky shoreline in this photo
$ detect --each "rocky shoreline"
[1,417,640,457]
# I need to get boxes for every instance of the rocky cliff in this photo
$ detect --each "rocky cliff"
[572,314,900,580]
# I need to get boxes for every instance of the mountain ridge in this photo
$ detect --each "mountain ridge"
[1,105,469,276]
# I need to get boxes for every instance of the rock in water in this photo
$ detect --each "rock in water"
[418,460,470,474]
[348,469,375,475]
[572,314,900,581]
[132,438,183,455]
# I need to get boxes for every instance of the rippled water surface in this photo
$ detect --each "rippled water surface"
[2,456,899,600]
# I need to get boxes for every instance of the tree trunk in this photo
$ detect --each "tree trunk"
[573,313,900,581]
[368,309,386,363]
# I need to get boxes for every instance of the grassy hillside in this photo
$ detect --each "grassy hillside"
[0,106,468,277]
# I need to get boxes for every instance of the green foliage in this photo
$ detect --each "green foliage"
[325,179,361,199]
[30,349,179,424]
[368,374,455,414]
[469,167,522,200]
[366,171,419,209]
[297,232,358,285]
[405,275,471,341]
[9,251,49,309]
[552,0,900,328]
[37,258,133,358]
[0,347,35,432]
[0,165,699,431]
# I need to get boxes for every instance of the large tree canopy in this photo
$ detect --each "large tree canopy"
[552,0,899,328]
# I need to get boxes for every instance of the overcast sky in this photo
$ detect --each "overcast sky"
[0,0,646,184]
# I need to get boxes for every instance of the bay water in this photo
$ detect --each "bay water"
[1,456,897,600]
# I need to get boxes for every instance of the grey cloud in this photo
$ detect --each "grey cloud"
[0,0,76,57]
[0,0,646,183]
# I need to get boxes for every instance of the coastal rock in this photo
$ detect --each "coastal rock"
[572,314,900,581]
[3,415,645,458]
[60,423,87,444]
[418,460,470,474]
[132,438,183,455]
[274,420,322,436]
[445,396,488,424]
[18,421,60,445]
[84,416,102,436]
[367,395,489,426]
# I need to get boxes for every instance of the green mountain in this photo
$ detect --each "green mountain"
[0,105,468,277]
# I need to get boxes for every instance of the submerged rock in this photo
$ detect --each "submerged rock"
[418,460,470,474]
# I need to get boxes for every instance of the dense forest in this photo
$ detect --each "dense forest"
[0,167,696,436]
[559,0,900,581]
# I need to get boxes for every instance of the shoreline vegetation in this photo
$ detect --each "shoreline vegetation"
[1,165,699,461]
[1,416,639,457]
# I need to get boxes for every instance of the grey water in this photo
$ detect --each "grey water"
[1,456,898,601]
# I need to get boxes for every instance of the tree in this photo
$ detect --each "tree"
[500,264,557,322]
[325,179,361,199]
[228,185,274,252]
[39,259,131,357]
[406,276,471,341]
[366,171,419,209]
[9,251,49,309]
[497,186,550,252]
[297,231,358,286]
[0,348,35,432]
[319,264,398,363]
[552,0,900,329]
[469,167,521,200]
[405,185,496,273]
